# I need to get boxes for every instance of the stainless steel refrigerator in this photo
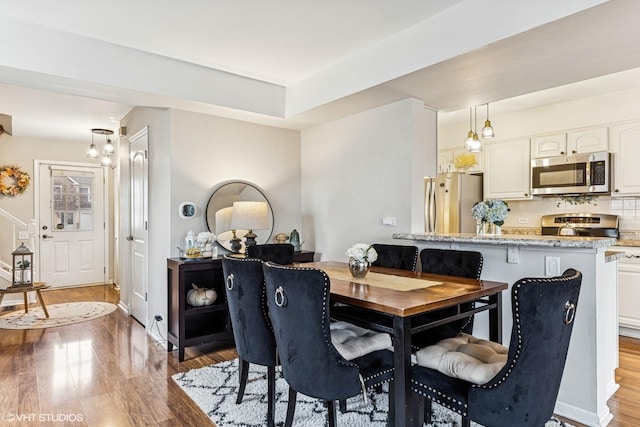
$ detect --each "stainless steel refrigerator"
[425,172,483,233]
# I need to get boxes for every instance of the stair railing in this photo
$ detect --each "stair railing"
[0,208,36,284]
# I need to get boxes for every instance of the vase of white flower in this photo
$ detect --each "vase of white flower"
[345,243,378,278]
[472,199,509,235]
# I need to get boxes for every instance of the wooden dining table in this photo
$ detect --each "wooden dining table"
[303,261,509,427]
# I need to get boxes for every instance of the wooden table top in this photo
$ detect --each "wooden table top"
[304,261,508,317]
[0,282,49,294]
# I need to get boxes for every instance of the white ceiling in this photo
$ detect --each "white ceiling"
[1,0,640,141]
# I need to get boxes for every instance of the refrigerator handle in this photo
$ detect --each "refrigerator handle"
[425,179,436,232]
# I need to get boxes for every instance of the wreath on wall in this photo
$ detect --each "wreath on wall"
[0,165,31,197]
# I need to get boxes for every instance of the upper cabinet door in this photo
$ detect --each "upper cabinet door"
[484,138,532,200]
[611,121,640,196]
[531,133,567,158]
[568,127,609,155]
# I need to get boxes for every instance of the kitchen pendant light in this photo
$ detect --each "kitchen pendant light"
[463,107,475,150]
[466,106,482,152]
[86,130,100,159]
[481,103,495,139]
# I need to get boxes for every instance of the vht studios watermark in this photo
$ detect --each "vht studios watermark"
[2,413,84,423]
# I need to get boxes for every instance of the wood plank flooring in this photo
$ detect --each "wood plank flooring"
[0,284,638,426]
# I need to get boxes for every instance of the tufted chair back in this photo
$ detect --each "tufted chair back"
[420,248,483,279]
[247,243,294,264]
[412,268,582,427]
[371,244,419,271]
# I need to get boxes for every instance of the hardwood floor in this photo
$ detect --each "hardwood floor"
[0,284,638,426]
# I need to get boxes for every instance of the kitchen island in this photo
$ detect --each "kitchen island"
[393,232,619,427]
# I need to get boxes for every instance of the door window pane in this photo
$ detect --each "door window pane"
[51,173,94,231]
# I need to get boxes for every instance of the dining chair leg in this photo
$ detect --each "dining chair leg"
[387,383,395,427]
[327,400,337,427]
[424,399,432,425]
[412,394,425,427]
[284,388,297,427]
[461,414,471,427]
[236,359,250,404]
[267,366,276,427]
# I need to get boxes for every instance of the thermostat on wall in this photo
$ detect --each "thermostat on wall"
[179,202,196,218]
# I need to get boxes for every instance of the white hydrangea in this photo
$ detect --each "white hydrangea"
[345,243,378,263]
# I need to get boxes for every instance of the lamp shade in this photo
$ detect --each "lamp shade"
[230,201,269,230]
[215,206,234,233]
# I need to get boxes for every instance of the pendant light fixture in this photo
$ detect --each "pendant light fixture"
[463,107,475,150]
[87,128,116,165]
[465,107,482,152]
[481,103,495,139]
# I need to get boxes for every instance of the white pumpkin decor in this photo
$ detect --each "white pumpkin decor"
[186,283,217,306]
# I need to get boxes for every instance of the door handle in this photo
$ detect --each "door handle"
[125,235,134,241]
[42,234,53,239]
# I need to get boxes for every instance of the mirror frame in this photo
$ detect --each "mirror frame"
[205,181,275,253]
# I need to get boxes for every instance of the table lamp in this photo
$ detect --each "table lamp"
[230,201,269,250]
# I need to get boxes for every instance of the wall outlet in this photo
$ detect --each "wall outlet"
[507,246,519,263]
[545,256,561,277]
[154,314,163,322]
[18,231,30,239]
[382,217,397,226]
[518,217,529,224]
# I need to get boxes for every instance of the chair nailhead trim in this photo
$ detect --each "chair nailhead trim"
[411,379,467,416]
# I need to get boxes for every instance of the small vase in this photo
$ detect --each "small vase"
[349,257,370,278]
[476,221,490,235]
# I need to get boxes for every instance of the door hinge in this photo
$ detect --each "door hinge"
[144,150,148,160]
[144,292,148,302]
[144,221,148,230]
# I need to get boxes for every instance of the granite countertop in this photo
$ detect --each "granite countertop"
[605,251,626,262]
[393,232,617,249]
[616,239,640,247]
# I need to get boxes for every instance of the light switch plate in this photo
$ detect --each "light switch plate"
[545,256,561,276]
[507,245,519,264]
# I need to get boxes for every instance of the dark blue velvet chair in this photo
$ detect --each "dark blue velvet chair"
[412,268,582,427]
[221,255,277,427]
[371,243,419,271]
[246,243,294,264]
[411,248,484,349]
[263,262,395,427]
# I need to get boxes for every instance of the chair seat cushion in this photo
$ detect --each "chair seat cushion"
[330,321,392,361]
[415,333,507,385]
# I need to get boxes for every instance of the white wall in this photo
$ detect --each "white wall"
[300,98,437,261]
[168,110,301,256]
[439,87,640,232]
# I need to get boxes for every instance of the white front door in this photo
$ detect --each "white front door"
[38,163,106,287]
[129,127,149,325]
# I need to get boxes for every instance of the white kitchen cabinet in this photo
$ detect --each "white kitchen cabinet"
[567,126,609,154]
[531,126,608,159]
[531,133,567,158]
[617,247,640,339]
[483,138,532,200]
[611,121,640,196]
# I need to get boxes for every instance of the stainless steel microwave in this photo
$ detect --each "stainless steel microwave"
[531,151,611,196]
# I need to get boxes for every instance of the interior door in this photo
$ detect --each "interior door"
[129,127,149,325]
[38,163,106,287]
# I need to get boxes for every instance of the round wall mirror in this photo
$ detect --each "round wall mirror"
[206,181,274,253]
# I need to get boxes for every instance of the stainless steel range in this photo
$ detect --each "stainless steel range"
[540,213,619,238]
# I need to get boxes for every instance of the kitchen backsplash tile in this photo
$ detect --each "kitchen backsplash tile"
[501,195,640,232]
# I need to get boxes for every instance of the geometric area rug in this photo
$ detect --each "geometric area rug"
[172,359,575,427]
[0,301,117,329]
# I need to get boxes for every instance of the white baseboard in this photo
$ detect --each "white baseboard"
[117,300,129,314]
[619,326,640,339]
